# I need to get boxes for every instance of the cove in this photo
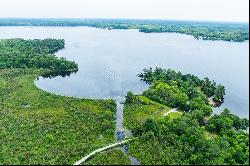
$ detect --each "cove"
[0,26,248,118]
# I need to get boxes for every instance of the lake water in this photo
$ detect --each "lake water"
[0,26,249,118]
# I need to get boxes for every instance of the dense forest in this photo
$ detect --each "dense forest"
[0,18,248,42]
[138,67,225,108]
[126,108,249,165]
[0,38,78,73]
[123,68,249,165]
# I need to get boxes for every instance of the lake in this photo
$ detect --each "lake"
[0,26,248,118]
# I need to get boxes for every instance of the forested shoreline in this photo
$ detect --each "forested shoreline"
[0,38,78,73]
[123,68,249,165]
[0,18,248,42]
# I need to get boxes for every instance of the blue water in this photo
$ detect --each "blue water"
[0,26,248,118]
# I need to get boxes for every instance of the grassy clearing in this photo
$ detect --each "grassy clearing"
[123,96,172,131]
[167,112,182,120]
[0,69,116,165]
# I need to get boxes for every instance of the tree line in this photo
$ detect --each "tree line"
[0,18,248,42]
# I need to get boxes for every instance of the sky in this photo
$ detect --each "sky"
[0,0,249,22]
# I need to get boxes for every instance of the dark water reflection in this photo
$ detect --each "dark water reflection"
[40,70,78,79]
[0,26,248,118]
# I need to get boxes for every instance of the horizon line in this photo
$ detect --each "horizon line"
[0,17,248,24]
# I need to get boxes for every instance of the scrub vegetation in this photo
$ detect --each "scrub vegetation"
[85,148,131,165]
[0,39,116,164]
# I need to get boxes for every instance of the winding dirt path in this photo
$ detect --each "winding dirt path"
[73,139,133,165]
